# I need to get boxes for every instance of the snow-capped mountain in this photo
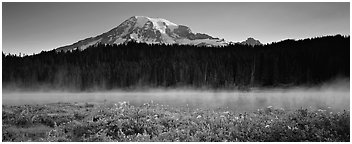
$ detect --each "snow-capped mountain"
[56,16,228,52]
[240,37,262,46]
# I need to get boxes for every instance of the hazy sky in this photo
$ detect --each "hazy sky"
[2,2,350,54]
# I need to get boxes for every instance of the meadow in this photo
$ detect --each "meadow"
[2,89,350,142]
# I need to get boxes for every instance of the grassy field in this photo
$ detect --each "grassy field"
[2,101,350,142]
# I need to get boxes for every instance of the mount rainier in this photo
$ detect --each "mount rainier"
[56,16,231,52]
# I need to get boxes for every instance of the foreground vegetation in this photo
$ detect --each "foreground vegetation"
[2,102,350,142]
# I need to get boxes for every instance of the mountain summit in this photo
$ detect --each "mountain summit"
[56,16,228,52]
[240,37,262,46]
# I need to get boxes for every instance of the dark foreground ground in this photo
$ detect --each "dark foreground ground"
[2,102,350,142]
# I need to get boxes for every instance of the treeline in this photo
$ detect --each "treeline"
[2,35,349,91]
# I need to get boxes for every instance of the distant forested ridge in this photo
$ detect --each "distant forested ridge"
[2,35,349,91]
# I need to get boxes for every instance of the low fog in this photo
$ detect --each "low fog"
[2,79,350,113]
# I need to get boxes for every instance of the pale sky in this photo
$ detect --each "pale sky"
[2,2,350,54]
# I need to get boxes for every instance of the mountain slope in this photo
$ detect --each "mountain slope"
[56,16,228,52]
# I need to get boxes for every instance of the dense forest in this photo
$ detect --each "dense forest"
[2,35,349,91]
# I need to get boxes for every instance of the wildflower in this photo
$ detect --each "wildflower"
[318,109,326,112]
[265,125,270,128]
[288,126,291,129]
[304,125,309,130]
[197,115,202,119]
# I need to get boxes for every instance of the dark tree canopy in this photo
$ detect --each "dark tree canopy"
[2,35,349,91]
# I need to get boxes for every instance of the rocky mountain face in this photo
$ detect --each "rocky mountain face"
[56,16,228,52]
[240,37,262,46]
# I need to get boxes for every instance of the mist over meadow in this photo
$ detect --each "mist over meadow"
[2,35,350,113]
